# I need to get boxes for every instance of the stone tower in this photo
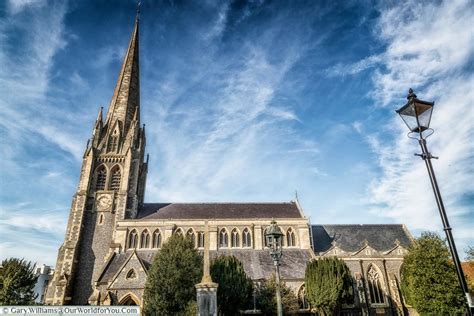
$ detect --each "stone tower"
[45,15,147,305]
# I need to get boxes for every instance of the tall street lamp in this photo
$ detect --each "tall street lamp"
[396,89,473,315]
[265,219,284,316]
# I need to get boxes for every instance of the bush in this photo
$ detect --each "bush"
[401,232,466,315]
[143,234,202,315]
[210,255,253,315]
[256,274,299,315]
[305,257,353,315]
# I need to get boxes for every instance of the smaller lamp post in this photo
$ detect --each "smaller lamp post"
[265,219,284,316]
[396,89,473,315]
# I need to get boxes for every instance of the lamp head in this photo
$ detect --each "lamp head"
[265,219,283,255]
[396,88,434,134]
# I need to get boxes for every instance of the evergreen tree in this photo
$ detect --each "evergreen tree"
[0,258,38,305]
[305,257,354,315]
[256,274,299,315]
[143,234,202,315]
[401,232,466,315]
[210,255,253,315]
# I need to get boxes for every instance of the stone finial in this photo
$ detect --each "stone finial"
[362,239,369,247]
[407,88,417,100]
[394,239,401,246]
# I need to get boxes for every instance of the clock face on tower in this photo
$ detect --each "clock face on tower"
[96,194,113,211]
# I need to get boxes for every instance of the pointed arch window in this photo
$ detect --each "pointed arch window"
[140,230,150,248]
[287,227,296,247]
[264,227,269,248]
[110,166,121,191]
[175,228,183,237]
[231,228,240,248]
[152,229,162,248]
[367,265,385,304]
[95,166,107,191]
[128,229,138,249]
[197,232,205,248]
[186,229,196,247]
[242,228,252,247]
[219,229,228,248]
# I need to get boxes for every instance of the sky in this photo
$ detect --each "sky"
[0,0,472,265]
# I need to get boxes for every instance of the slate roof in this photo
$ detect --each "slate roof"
[97,249,312,284]
[98,252,129,283]
[97,250,155,284]
[311,224,413,253]
[137,202,303,220]
[210,249,313,280]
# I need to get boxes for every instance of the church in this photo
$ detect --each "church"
[45,14,413,315]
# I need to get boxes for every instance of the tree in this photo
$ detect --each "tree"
[0,258,38,305]
[305,257,354,315]
[143,234,202,315]
[256,274,299,315]
[210,255,253,315]
[401,232,465,315]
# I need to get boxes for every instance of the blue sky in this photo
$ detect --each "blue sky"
[0,0,472,265]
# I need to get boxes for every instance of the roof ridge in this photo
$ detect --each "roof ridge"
[313,224,405,226]
[141,202,295,205]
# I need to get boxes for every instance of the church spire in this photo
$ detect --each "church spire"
[105,13,140,135]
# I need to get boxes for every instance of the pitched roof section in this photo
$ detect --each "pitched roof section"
[311,224,412,253]
[105,16,140,134]
[137,202,304,220]
[98,249,312,284]
[212,249,313,280]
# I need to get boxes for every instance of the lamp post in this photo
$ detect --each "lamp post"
[396,89,473,315]
[265,219,284,316]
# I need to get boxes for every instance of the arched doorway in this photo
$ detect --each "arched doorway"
[119,293,140,306]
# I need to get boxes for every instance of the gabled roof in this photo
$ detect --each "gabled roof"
[311,224,412,253]
[137,202,304,220]
[97,250,153,285]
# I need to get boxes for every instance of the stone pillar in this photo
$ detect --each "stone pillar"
[196,284,218,316]
[196,221,218,316]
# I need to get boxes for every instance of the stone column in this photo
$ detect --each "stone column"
[196,221,218,316]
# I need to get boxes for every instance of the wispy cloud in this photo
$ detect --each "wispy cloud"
[0,203,66,265]
[372,0,474,105]
[360,0,473,251]
[144,5,321,203]
[202,2,229,41]
[147,45,309,201]
[0,1,84,160]
[327,55,384,77]
[7,0,44,15]
[0,0,75,264]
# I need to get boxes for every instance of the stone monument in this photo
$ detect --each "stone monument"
[196,222,218,316]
